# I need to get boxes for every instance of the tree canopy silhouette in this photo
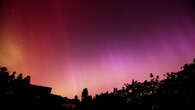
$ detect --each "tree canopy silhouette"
[1,58,195,110]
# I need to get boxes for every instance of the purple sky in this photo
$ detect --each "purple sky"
[0,0,194,98]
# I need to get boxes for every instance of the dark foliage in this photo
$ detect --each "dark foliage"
[0,58,195,110]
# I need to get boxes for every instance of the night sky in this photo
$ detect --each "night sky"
[0,0,194,98]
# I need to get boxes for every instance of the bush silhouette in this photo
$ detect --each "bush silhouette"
[1,58,195,110]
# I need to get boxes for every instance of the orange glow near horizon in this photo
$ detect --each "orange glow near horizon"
[0,0,194,98]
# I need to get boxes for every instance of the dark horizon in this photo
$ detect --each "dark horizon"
[0,58,195,110]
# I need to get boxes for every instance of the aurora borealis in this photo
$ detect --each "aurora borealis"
[0,0,194,98]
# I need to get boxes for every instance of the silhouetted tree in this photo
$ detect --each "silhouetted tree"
[0,67,7,72]
[82,88,88,99]
[81,88,93,105]
[17,73,23,80]
[73,95,80,105]
[9,72,16,82]
[150,73,154,79]
[23,75,30,85]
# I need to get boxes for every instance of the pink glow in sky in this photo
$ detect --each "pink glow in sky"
[0,0,194,98]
